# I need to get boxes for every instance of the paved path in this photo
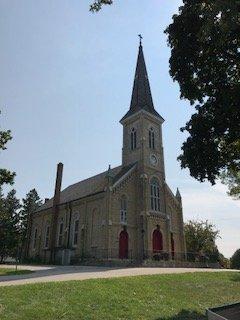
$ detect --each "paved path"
[0,264,238,287]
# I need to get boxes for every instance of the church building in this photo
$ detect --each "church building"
[26,40,186,265]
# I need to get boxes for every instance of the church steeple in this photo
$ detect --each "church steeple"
[121,36,162,122]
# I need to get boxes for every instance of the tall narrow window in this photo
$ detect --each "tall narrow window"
[149,127,155,149]
[58,220,64,247]
[91,209,99,247]
[150,178,160,211]
[120,195,127,224]
[33,228,38,249]
[130,128,137,150]
[44,225,50,248]
[73,219,79,246]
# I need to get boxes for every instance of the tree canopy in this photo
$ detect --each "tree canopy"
[231,248,240,269]
[165,0,240,195]
[20,189,42,242]
[184,219,220,256]
[0,188,42,262]
[0,111,15,186]
[90,0,113,12]
[0,189,21,262]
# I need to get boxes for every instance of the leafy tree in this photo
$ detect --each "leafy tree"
[221,168,240,200]
[90,0,113,12]
[164,1,240,196]
[230,249,240,269]
[218,252,230,269]
[0,111,15,186]
[20,189,42,257]
[184,220,220,261]
[0,189,21,262]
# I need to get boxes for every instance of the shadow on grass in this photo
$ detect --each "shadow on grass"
[0,265,123,282]
[231,273,240,282]
[0,270,33,277]
[156,309,206,320]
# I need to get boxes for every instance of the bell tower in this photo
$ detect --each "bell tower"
[120,37,165,178]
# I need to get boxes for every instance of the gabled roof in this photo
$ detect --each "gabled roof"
[121,41,163,122]
[36,163,137,212]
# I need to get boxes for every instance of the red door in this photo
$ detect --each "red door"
[119,230,128,259]
[152,229,163,253]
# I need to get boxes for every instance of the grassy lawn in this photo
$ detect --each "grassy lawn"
[0,272,239,320]
[0,267,33,277]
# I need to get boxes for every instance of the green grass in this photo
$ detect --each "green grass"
[0,272,239,320]
[0,267,33,276]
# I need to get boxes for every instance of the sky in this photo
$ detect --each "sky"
[0,0,239,258]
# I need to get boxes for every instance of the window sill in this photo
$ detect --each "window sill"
[148,211,167,218]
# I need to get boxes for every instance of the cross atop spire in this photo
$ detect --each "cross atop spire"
[138,34,143,46]
[120,37,163,122]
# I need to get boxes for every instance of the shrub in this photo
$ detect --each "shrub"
[230,249,240,269]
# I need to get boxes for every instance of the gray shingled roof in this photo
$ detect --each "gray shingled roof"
[36,164,136,212]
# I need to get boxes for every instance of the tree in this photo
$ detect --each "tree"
[221,168,240,200]
[230,248,240,269]
[90,0,113,12]
[0,189,21,262]
[184,220,220,261]
[20,189,42,257]
[0,111,15,186]
[164,1,240,196]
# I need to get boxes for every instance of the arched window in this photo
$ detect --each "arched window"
[91,209,99,247]
[44,224,50,249]
[149,127,155,149]
[120,195,127,224]
[58,219,64,247]
[130,128,137,150]
[73,219,79,246]
[150,178,160,211]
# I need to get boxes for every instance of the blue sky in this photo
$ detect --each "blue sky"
[1,0,239,258]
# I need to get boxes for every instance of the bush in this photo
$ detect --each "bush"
[230,249,240,269]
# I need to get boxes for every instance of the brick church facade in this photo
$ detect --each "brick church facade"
[26,41,186,265]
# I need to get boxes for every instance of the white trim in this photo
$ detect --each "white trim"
[120,109,164,125]
[112,164,137,189]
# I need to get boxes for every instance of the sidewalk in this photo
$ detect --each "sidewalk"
[0,264,237,287]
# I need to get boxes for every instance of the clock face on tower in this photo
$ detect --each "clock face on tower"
[150,154,158,166]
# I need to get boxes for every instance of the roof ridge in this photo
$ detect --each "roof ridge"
[64,165,122,190]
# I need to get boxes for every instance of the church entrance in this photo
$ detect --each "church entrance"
[152,228,163,253]
[119,230,128,259]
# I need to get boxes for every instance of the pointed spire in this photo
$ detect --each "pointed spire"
[106,164,114,181]
[121,36,163,122]
[176,188,182,202]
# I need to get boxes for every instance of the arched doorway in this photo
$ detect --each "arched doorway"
[171,233,175,259]
[119,230,128,259]
[152,228,163,253]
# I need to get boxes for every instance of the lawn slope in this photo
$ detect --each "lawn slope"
[0,272,239,320]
